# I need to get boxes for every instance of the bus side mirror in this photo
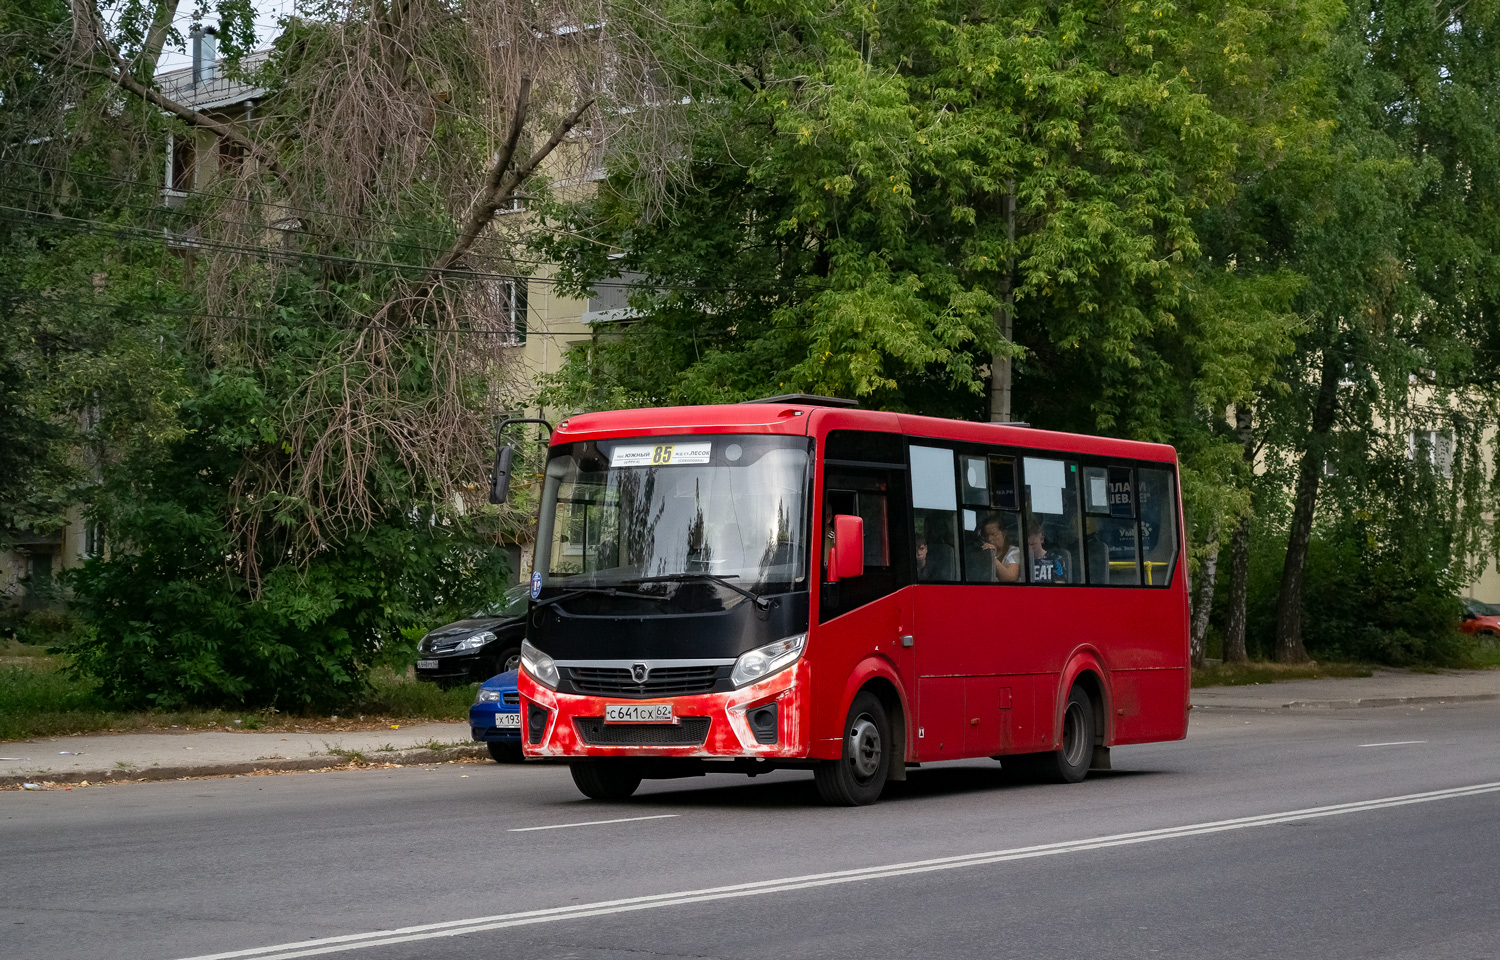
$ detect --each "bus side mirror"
[832,514,865,581]
[489,445,515,505]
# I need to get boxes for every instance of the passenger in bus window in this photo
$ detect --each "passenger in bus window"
[915,511,957,580]
[978,513,1022,582]
[1027,523,1069,583]
[915,532,929,579]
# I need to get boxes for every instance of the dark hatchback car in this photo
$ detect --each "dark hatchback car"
[414,583,528,686]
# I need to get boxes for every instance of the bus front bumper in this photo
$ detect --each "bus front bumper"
[518,660,811,760]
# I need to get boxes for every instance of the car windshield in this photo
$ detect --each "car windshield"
[1463,597,1499,617]
[471,583,530,619]
[534,434,810,591]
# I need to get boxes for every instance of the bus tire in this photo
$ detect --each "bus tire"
[814,692,891,806]
[1035,685,1095,784]
[569,760,642,800]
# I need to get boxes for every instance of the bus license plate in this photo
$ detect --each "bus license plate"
[493,713,521,728]
[604,704,675,724]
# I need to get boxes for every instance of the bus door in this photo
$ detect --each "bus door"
[906,444,1018,759]
[818,461,913,748]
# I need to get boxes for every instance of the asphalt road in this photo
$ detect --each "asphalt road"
[5,701,1499,960]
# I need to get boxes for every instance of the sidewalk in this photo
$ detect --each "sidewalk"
[0,721,483,788]
[1190,666,1500,710]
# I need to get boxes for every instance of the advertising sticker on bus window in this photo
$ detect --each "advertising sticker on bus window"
[609,441,712,467]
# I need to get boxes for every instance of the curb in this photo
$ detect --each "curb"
[1281,693,1499,710]
[1,744,490,788]
[1190,693,1498,712]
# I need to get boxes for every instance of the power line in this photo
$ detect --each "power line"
[0,158,560,268]
[1,201,792,299]
[5,290,618,339]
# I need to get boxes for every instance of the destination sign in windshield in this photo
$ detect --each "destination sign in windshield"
[609,442,712,467]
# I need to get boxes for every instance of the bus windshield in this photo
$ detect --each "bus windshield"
[535,435,810,592]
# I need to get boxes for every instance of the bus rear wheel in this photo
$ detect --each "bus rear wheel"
[569,760,642,800]
[1026,685,1095,784]
[815,692,891,806]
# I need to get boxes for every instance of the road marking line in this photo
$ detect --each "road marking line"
[172,780,1500,960]
[509,814,680,832]
[1359,740,1428,747]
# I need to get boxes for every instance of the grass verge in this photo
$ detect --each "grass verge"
[1191,660,1375,688]
[0,643,479,742]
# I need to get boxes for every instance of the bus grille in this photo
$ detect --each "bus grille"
[567,666,719,697]
[574,717,711,746]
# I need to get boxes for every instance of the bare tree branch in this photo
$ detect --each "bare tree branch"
[430,92,595,278]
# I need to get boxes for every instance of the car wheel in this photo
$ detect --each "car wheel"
[814,691,891,806]
[569,760,642,800]
[495,646,522,674]
[1017,685,1095,784]
[487,741,523,764]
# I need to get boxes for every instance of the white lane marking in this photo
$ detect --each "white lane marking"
[1359,740,1428,747]
[173,780,1500,960]
[509,814,680,832]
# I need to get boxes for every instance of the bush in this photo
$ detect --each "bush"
[68,515,509,712]
[63,372,511,712]
[1235,513,1466,666]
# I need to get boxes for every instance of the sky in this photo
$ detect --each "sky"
[154,0,293,71]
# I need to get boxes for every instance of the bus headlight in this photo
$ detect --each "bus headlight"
[730,633,806,688]
[519,640,559,689]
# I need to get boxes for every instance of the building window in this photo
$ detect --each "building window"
[477,278,527,344]
[1408,429,1453,477]
[218,136,246,172]
[171,136,195,191]
[83,522,103,558]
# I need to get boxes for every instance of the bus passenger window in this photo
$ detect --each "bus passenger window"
[1083,466,1140,585]
[910,446,959,581]
[1137,467,1180,586]
[1022,458,1083,585]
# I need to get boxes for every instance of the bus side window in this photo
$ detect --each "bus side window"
[1083,466,1140,585]
[1022,458,1083,585]
[1137,467,1180,586]
[910,445,959,582]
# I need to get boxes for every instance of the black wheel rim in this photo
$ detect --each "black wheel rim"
[847,714,882,783]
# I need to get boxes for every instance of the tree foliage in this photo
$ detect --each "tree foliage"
[0,0,675,704]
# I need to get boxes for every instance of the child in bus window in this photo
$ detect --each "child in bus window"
[1027,523,1068,583]
[978,513,1022,583]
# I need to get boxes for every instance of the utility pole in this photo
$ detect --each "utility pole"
[989,184,1016,423]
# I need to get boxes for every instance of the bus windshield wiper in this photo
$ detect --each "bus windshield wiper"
[532,586,666,608]
[623,574,774,610]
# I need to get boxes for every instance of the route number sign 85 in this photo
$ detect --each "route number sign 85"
[609,441,712,467]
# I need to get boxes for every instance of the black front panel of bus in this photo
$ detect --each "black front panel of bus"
[528,590,810,664]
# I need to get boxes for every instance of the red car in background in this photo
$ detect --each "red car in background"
[1459,598,1500,639]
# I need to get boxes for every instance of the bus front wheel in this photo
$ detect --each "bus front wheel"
[569,760,642,800]
[815,692,891,806]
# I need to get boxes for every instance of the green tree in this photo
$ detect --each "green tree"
[538,0,1330,653]
[1240,0,1500,661]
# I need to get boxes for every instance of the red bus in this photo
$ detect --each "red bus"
[509,396,1189,805]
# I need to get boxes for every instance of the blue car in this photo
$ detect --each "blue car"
[470,669,522,763]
